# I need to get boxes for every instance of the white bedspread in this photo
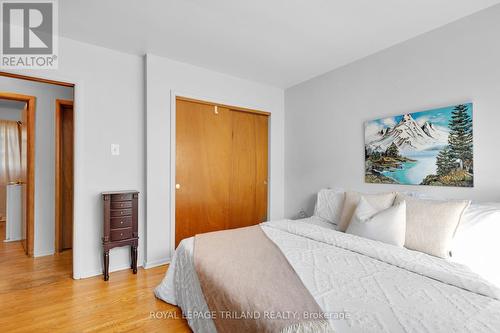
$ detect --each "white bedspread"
[154,237,217,332]
[155,220,500,332]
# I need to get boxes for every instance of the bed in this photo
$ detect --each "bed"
[155,195,500,333]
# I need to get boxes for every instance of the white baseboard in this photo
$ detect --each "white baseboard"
[3,237,22,242]
[144,257,170,269]
[77,262,145,280]
[34,250,55,257]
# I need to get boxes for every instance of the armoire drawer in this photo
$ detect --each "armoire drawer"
[111,193,133,201]
[110,216,132,229]
[111,201,132,209]
[110,208,132,217]
[110,228,132,241]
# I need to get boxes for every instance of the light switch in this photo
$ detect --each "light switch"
[111,144,120,156]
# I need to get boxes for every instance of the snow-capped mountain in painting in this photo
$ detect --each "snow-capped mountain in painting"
[366,113,448,153]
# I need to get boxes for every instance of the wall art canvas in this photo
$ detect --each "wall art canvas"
[365,103,473,187]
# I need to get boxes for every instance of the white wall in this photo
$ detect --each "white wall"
[0,186,5,220]
[0,77,73,256]
[5,38,285,278]
[146,54,285,267]
[285,5,500,217]
[9,37,144,278]
[0,100,24,121]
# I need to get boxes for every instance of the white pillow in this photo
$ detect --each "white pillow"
[313,188,345,225]
[396,194,470,258]
[346,197,406,247]
[337,191,396,232]
[451,202,500,288]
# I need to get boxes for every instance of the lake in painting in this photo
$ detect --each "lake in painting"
[364,103,473,187]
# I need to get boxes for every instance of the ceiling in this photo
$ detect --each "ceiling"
[59,0,500,88]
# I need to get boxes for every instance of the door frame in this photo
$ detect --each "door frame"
[0,71,83,279]
[54,99,74,253]
[0,91,35,256]
[169,92,270,256]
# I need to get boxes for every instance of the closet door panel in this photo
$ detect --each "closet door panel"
[175,100,232,247]
[229,111,257,228]
[255,114,269,223]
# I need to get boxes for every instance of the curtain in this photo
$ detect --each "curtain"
[0,120,22,185]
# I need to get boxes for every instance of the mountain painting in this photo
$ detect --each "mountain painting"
[365,103,473,187]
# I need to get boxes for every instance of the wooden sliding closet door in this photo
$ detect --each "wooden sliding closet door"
[175,98,269,247]
[175,99,232,247]
[229,111,269,228]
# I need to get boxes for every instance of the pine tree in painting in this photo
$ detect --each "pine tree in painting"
[385,142,400,158]
[448,104,473,171]
[436,146,456,175]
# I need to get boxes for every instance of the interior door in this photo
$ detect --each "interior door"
[60,103,74,250]
[175,99,232,247]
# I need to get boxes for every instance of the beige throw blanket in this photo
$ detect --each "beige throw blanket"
[194,226,333,333]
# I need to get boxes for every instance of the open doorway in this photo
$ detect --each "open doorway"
[0,93,35,256]
[0,100,26,242]
[0,72,75,281]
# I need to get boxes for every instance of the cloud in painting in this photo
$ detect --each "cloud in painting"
[415,115,430,126]
[382,117,396,127]
[364,121,382,138]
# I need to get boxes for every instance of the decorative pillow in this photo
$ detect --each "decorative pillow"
[451,202,500,287]
[346,197,406,247]
[313,188,345,225]
[337,191,396,232]
[395,194,470,258]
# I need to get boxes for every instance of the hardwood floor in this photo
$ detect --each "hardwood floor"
[0,221,191,332]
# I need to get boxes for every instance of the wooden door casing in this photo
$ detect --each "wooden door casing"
[20,103,28,253]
